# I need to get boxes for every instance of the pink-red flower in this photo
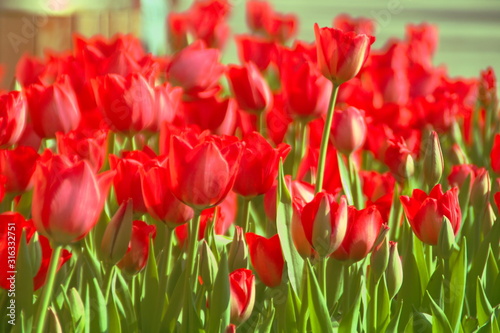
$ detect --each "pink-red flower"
[168,133,242,209]
[117,220,156,275]
[400,184,461,245]
[31,153,114,244]
[229,268,255,325]
[314,23,375,85]
[233,132,290,198]
[56,129,107,173]
[245,233,284,288]
[0,91,27,148]
[331,106,367,155]
[0,146,39,194]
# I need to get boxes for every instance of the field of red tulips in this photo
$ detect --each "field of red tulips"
[0,0,499,332]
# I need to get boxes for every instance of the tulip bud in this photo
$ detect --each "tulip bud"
[229,268,255,325]
[450,143,467,166]
[384,137,414,184]
[386,241,402,299]
[117,220,156,275]
[331,107,367,155]
[370,237,389,283]
[228,226,248,271]
[470,168,490,210]
[100,199,133,265]
[437,217,456,259]
[423,131,444,187]
[199,240,218,290]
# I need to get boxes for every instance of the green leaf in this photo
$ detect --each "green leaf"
[108,291,121,333]
[15,231,34,331]
[305,260,333,333]
[427,291,453,333]
[423,263,443,313]
[404,312,432,333]
[276,161,303,295]
[377,275,391,332]
[447,240,467,332]
[386,300,403,333]
[208,252,230,333]
[163,268,186,331]
[337,152,354,205]
[114,272,138,330]
[476,278,493,326]
[47,307,63,333]
[399,246,422,323]
[485,247,499,301]
[89,278,108,333]
[140,239,160,333]
[64,287,85,333]
[339,271,363,333]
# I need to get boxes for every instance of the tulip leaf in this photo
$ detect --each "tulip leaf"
[339,272,363,333]
[426,291,453,333]
[162,267,186,332]
[404,312,432,333]
[476,277,493,326]
[412,238,430,290]
[399,246,422,323]
[47,306,63,333]
[107,289,122,333]
[89,277,108,333]
[208,252,230,333]
[377,275,391,332]
[447,239,467,332]
[15,231,34,330]
[140,239,160,333]
[337,152,354,205]
[305,260,333,333]
[386,300,403,333]
[485,247,499,300]
[276,161,303,295]
[63,287,85,333]
[114,271,137,330]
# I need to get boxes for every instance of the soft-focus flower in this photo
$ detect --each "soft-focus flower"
[332,205,383,262]
[168,134,242,209]
[93,73,155,133]
[331,106,367,155]
[32,154,114,244]
[314,23,375,85]
[384,137,414,184]
[166,41,225,99]
[56,129,107,172]
[167,13,189,52]
[25,75,81,138]
[490,134,500,173]
[117,220,156,275]
[182,96,238,136]
[300,192,347,257]
[233,132,290,198]
[141,160,194,227]
[400,184,461,245]
[227,63,273,114]
[245,233,284,287]
[0,91,27,148]
[235,35,277,72]
[0,146,39,194]
[333,14,375,35]
[188,0,232,49]
[229,268,255,325]
[361,171,395,202]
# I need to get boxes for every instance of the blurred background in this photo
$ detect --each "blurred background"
[0,0,499,88]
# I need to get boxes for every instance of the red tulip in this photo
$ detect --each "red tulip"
[265,12,298,44]
[93,73,155,133]
[314,23,375,85]
[167,41,225,99]
[280,47,332,120]
[141,161,194,227]
[168,134,242,209]
[361,171,395,202]
[333,14,375,35]
[188,0,231,50]
[0,146,39,194]
[447,164,479,193]
[491,134,500,173]
[384,137,415,184]
[331,106,367,155]
[245,233,284,288]
[32,154,114,244]
[233,132,290,198]
[56,129,107,173]
[227,63,273,114]
[182,96,238,136]
[265,93,292,145]
[400,184,461,245]
[117,220,157,275]
[25,75,81,138]
[235,35,277,72]
[149,83,182,132]
[301,192,348,257]
[0,212,72,291]
[332,205,383,262]
[246,0,273,33]
[167,13,189,52]
[229,268,255,325]
[0,91,27,148]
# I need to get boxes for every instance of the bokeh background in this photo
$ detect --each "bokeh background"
[0,0,499,88]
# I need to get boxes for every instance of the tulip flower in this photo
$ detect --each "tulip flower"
[0,91,27,148]
[235,35,277,72]
[117,220,156,275]
[386,241,402,299]
[182,96,238,136]
[246,0,273,33]
[93,73,155,133]
[166,41,225,99]
[31,154,114,244]
[361,171,395,202]
[227,63,273,114]
[141,161,194,227]
[400,184,461,245]
[229,268,255,325]
[188,0,231,50]
[233,132,290,198]
[300,192,348,258]
[168,134,242,209]
[384,137,415,184]
[314,23,375,85]
[333,14,375,35]
[0,146,39,194]
[332,205,383,262]
[100,199,133,265]
[56,129,107,173]
[490,134,500,173]
[25,75,81,138]
[245,233,284,288]
[149,83,182,132]
[167,13,189,52]
[331,106,367,155]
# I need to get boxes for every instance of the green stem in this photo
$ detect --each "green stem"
[34,246,62,333]
[316,258,327,295]
[368,277,379,332]
[315,84,339,193]
[241,198,251,233]
[258,111,266,137]
[292,120,306,177]
[104,265,116,302]
[186,213,202,279]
